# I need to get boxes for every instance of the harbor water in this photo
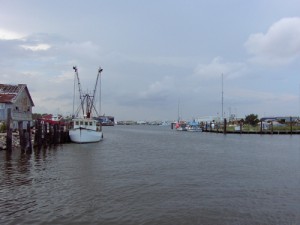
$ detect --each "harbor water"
[1,125,299,225]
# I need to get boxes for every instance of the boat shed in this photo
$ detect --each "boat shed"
[0,84,34,129]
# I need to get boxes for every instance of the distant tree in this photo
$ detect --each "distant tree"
[245,114,259,126]
[32,113,42,120]
[278,119,285,124]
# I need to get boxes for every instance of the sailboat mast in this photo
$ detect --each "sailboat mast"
[99,67,102,116]
[177,98,180,122]
[72,68,76,117]
[221,73,224,120]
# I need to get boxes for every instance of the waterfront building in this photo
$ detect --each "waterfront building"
[0,84,34,129]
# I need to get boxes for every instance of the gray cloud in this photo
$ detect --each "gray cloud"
[245,17,300,66]
[1,2,300,120]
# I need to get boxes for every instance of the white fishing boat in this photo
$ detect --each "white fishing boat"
[69,66,104,143]
[69,117,103,143]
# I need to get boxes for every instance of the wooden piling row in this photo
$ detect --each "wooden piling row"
[1,119,70,151]
[33,120,70,150]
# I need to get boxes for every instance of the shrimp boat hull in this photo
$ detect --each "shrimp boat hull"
[69,129,103,143]
[69,118,103,143]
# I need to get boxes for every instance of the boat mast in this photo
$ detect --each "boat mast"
[221,73,224,120]
[72,68,76,117]
[72,66,103,119]
[73,66,85,116]
[99,67,103,116]
[177,98,180,122]
[88,67,103,118]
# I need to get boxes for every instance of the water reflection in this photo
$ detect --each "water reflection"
[0,146,64,222]
[1,145,63,186]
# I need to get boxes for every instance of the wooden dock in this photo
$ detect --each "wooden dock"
[203,129,300,135]
[1,120,71,151]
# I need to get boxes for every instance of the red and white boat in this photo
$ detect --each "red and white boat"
[40,114,64,125]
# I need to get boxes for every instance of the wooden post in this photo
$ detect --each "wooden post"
[53,124,58,144]
[260,119,263,134]
[271,121,273,134]
[26,121,32,153]
[34,120,42,149]
[18,121,25,153]
[223,118,227,134]
[49,124,53,144]
[60,125,63,143]
[290,116,292,134]
[6,108,12,151]
[240,121,242,134]
[43,123,47,146]
[38,121,42,148]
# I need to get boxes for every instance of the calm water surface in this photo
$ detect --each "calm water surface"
[0,125,299,225]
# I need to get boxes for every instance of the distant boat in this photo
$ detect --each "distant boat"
[69,66,104,143]
[186,121,202,132]
[174,99,187,131]
[98,116,115,126]
[40,114,64,125]
[159,121,171,126]
[175,121,187,131]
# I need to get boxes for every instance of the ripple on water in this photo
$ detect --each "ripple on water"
[0,126,299,225]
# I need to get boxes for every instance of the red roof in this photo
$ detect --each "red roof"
[0,94,15,103]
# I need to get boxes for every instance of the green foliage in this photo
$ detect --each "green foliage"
[32,113,42,120]
[0,122,6,133]
[245,114,259,126]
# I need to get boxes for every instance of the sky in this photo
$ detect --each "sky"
[1,0,300,121]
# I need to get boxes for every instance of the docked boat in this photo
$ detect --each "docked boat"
[39,114,65,125]
[175,121,187,131]
[69,66,104,143]
[98,115,115,126]
[186,121,202,132]
[69,117,103,143]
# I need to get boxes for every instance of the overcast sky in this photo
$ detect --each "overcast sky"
[1,0,300,121]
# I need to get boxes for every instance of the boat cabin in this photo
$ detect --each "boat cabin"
[72,118,102,131]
